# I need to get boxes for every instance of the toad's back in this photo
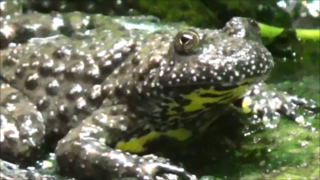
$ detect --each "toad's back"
[0,15,171,143]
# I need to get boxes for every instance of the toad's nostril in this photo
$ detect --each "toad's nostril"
[249,19,259,28]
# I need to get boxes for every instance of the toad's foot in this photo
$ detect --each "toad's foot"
[236,83,319,127]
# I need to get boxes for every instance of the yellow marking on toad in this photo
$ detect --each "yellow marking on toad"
[183,84,249,112]
[116,129,192,153]
[242,96,253,113]
[41,160,53,169]
[168,115,180,121]
[166,128,192,141]
[167,101,180,115]
[116,132,161,153]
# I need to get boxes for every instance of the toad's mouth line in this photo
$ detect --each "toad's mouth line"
[162,80,253,90]
[161,74,268,90]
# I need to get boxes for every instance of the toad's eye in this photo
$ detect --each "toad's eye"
[174,29,200,55]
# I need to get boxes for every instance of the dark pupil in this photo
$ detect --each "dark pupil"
[180,34,192,45]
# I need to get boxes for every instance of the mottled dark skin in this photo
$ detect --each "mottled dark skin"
[0,11,318,180]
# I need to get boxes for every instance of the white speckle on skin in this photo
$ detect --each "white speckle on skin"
[159,70,164,77]
[253,89,260,95]
[192,76,197,82]
[295,116,305,125]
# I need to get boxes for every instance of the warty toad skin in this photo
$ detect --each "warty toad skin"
[0,12,318,180]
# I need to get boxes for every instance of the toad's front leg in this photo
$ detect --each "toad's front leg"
[0,81,46,164]
[55,99,196,180]
[235,83,319,127]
